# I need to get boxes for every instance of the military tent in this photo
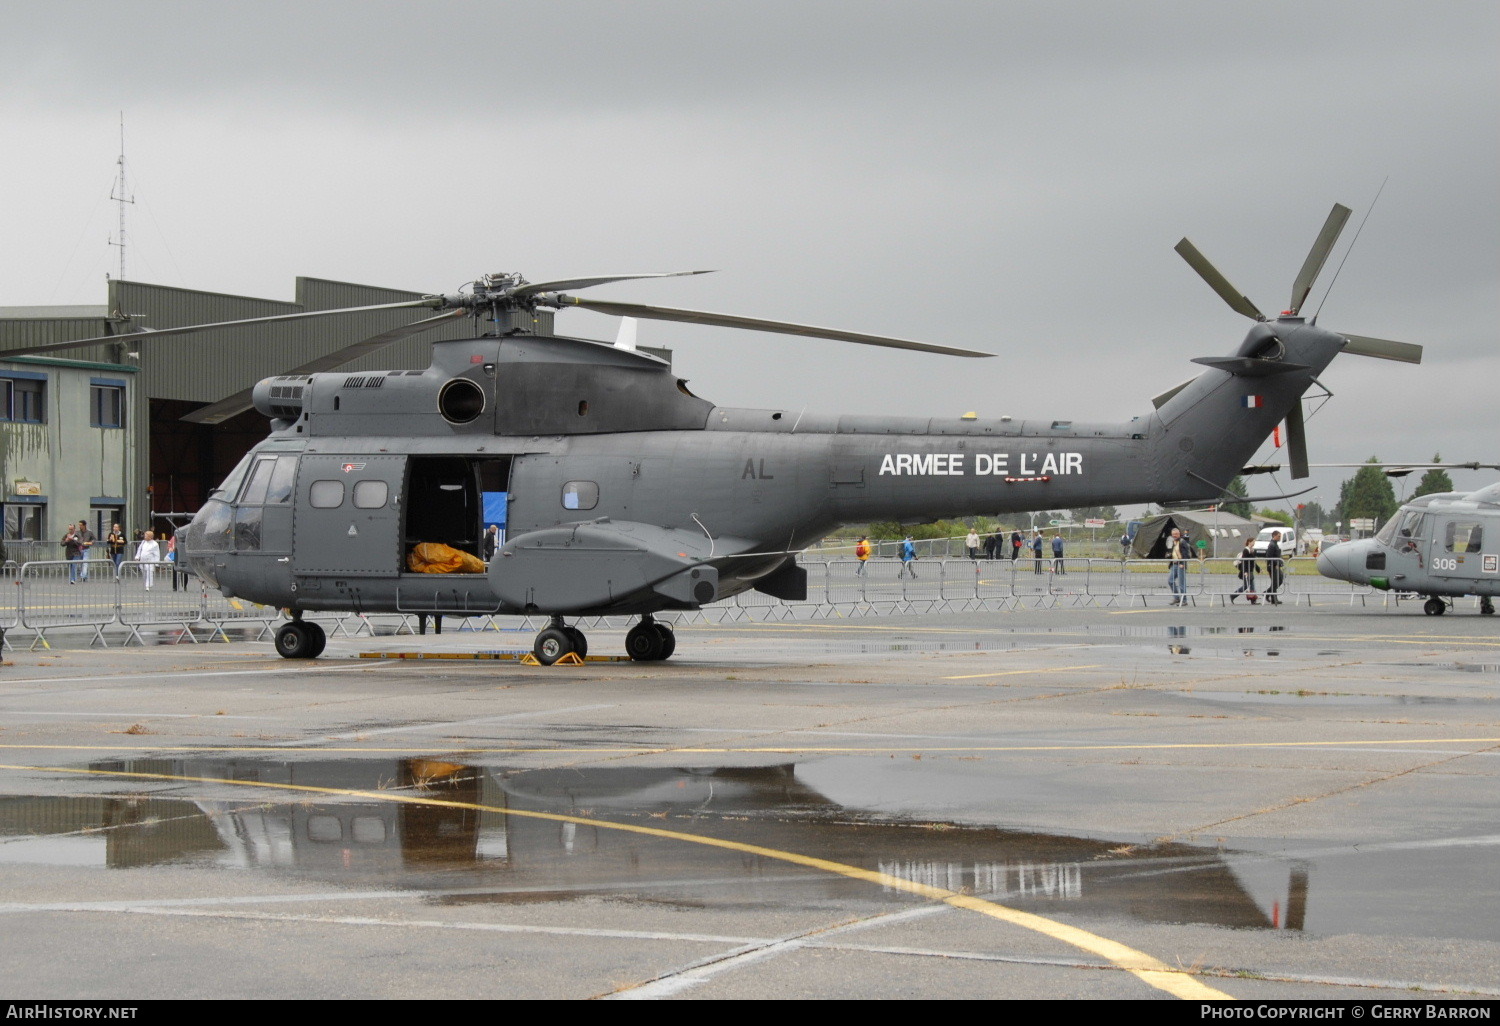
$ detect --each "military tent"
[1130,510,1260,559]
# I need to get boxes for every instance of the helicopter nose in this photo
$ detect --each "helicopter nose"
[1317,542,1359,583]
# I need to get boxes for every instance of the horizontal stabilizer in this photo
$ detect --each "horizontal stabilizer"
[1189,356,1310,377]
[1151,377,1197,409]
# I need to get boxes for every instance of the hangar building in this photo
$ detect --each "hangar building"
[0,277,483,561]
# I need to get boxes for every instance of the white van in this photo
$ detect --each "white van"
[1251,527,1294,557]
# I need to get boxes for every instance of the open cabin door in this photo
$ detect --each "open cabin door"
[291,454,407,576]
[404,456,513,568]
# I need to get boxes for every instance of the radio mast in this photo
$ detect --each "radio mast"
[108,113,134,281]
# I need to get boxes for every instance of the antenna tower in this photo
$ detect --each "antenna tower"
[108,113,134,281]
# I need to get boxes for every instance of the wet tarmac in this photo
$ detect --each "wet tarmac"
[2,604,1498,1000]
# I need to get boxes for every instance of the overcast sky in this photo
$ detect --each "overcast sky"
[3,1,1495,513]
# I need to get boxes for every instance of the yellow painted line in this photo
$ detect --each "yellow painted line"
[942,664,1101,680]
[4,737,1497,757]
[0,761,1230,1000]
[356,652,632,662]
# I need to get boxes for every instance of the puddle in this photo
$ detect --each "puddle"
[4,756,1493,941]
[1454,663,1500,674]
[1186,691,1461,707]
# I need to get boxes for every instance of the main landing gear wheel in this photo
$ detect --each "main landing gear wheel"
[1424,597,1446,616]
[1481,598,1495,616]
[652,621,676,660]
[626,619,675,662]
[533,619,588,665]
[275,620,326,659]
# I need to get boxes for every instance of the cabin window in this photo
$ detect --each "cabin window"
[351,817,387,843]
[562,481,599,510]
[306,816,343,843]
[310,480,345,508]
[353,480,388,509]
[1445,521,1483,554]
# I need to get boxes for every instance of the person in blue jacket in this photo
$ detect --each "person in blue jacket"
[898,535,918,579]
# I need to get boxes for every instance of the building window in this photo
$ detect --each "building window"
[91,384,125,428]
[1,377,46,423]
[3,503,46,541]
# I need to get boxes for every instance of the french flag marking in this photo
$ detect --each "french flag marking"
[1241,395,1264,408]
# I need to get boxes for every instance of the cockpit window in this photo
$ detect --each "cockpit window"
[266,456,298,504]
[210,454,256,501]
[240,458,277,505]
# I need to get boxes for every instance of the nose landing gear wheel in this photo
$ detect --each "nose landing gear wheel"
[275,620,326,659]
[1424,597,1446,616]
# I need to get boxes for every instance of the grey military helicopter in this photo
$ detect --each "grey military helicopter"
[1317,484,1500,615]
[11,203,1420,662]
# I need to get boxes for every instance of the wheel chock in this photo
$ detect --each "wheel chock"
[519,651,586,666]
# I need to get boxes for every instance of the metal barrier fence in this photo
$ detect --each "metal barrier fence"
[116,560,216,644]
[18,560,117,647]
[0,555,1384,647]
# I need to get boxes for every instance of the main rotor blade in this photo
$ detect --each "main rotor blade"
[539,294,992,357]
[1284,401,1310,479]
[1288,203,1351,315]
[506,271,714,298]
[1341,333,1423,364]
[1174,238,1264,321]
[180,308,469,426]
[0,297,454,359]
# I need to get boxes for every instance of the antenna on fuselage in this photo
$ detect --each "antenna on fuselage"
[614,316,638,351]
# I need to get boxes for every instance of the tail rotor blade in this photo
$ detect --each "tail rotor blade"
[1174,238,1264,320]
[1285,401,1310,479]
[1288,203,1352,315]
[1342,333,1423,364]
